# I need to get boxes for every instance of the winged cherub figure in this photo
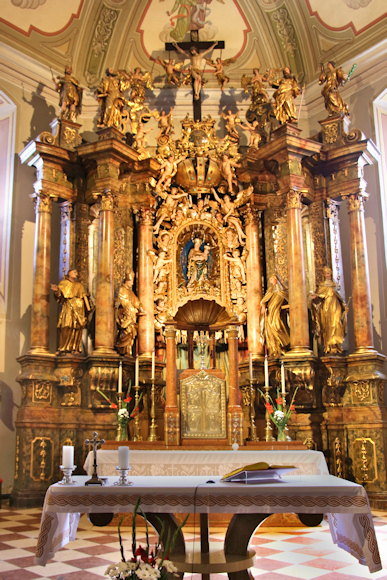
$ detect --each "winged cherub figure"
[211,187,247,246]
[153,186,189,234]
[205,56,235,91]
[148,250,173,284]
[156,57,186,87]
[130,67,154,103]
[220,109,241,139]
[157,108,174,140]
[156,153,185,191]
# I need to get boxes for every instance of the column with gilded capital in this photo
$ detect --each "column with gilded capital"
[286,190,311,353]
[227,325,243,445]
[345,194,374,352]
[94,191,115,354]
[245,206,264,356]
[138,207,154,356]
[164,325,180,445]
[29,192,53,354]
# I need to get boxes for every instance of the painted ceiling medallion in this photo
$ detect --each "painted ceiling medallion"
[137,0,251,60]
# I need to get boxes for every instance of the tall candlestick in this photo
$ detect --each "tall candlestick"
[118,361,123,393]
[135,356,139,386]
[62,445,74,469]
[152,350,155,380]
[264,354,269,388]
[249,351,253,381]
[281,360,286,395]
[118,446,129,469]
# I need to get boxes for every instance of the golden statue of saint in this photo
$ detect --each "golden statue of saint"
[115,270,145,355]
[271,67,301,125]
[319,61,349,117]
[51,269,91,354]
[96,68,131,129]
[311,267,348,354]
[260,274,290,358]
[52,65,83,121]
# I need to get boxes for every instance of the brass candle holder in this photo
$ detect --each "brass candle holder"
[264,383,275,442]
[147,378,159,441]
[249,379,259,441]
[281,390,292,441]
[132,385,143,441]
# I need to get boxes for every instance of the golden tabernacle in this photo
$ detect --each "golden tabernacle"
[2,0,386,512]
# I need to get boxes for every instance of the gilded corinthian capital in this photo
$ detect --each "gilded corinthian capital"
[33,192,54,214]
[92,189,115,211]
[343,193,366,213]
[286,190,303,210]
[139,206,154,225]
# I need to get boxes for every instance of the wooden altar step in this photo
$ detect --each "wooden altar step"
[104,440,306,450]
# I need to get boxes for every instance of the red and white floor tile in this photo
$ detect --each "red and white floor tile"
[0,507,386,580]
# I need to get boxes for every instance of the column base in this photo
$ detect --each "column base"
[93,347,118,356]
[286,347,314,358]
[27,347,52,356]
[349,346,380,357]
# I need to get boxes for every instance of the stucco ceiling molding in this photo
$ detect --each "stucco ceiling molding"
[84,4,121,87]
[305,0,387,36]
[39,28,79,64]
[0,0,84,38]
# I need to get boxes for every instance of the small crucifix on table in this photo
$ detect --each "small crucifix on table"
[166,32,224,121]
[85,431,106,486]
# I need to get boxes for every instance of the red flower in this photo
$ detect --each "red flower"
[291,404,295,411]
[265,402,273,414]
[124,396,132,403]
[110,403,118,409]
[135,546,149,562]
[131,411,137,417]
[276,397,283,405]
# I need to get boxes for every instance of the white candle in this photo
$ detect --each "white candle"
[249,351,253,381]
[264,354,269,388]
[152,350,155,380]
[281,360,286,395]
[135,356,139,386]
[118,361,123,393]
[118,446,129,469]
[62,445,74,469]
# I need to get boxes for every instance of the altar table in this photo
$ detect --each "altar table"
[35,474,381,576]
[83,449,329,476]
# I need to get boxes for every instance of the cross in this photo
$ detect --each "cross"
[85,431,105,486]
[166,32,225,122]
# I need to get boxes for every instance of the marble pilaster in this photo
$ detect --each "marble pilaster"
[164,325,180,445]
[245,206,264,357]
[227,325,243,445]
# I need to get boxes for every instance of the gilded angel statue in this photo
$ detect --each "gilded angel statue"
[220,109,241,140]
[211,186,248,246]
[148,249,172,284]
[156,153,185,191]
[205,56,235,91]
[153,186,189,234]
[129,67,154,103]
[319,61,350,117]
[224,248,248,284]
[157,108,174,140]
[241,68,270,103]
[155,57,186,87]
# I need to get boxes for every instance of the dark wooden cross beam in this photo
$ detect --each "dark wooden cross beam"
[166,32,225,122]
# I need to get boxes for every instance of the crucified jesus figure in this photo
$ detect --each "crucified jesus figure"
[172,41,218,100]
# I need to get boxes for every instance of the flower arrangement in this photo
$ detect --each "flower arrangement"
[106,498,187,580]
[259,387,298,441]
[97,382,143,440]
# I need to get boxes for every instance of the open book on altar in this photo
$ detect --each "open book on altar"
[221,462,297,484]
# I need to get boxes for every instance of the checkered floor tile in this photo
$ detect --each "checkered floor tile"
[0,506,386,580]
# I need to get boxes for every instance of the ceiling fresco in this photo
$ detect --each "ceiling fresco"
[0,0,386,88]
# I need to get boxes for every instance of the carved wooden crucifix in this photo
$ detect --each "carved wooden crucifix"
[165,32,224,121]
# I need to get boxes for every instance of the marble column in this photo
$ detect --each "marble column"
[164,325,180,445]
[59,201,73,281]
[286,190,311,353]
[345,194,374,352]
[138,207,155,356]
[227,325,243,445]
[29,193,53,354]
[245,206,264,356]
[94,191,115,354]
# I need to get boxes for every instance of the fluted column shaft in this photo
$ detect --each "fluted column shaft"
[245,207,264,356]
[30,193,52,354]
[346,194,374,351]
[287,191,310,352]
[138,207,154,355]
[94,192,115,353]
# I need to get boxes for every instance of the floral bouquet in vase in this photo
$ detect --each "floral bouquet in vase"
[97,382,143,441]
[259,387,298,441]
[106,497,187,580]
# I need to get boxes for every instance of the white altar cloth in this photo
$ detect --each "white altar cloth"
[35,474,381,572]
[83,449,328,476]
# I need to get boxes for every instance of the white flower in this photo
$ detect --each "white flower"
[105,563,117,576]
[162,560,178,574]
[117,561,129,572]
[274,410,285,421]
[118,409,130,419]
[136,563,161,580]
